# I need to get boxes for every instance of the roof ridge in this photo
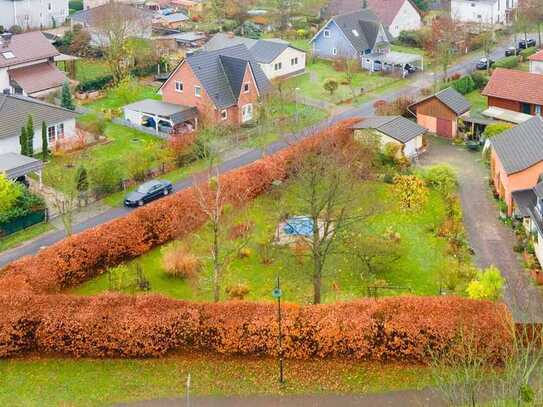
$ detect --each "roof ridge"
[7,93,77,114]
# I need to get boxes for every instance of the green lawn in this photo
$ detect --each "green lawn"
[0,354,436,406]
[74,177,459,302]
[290,39,311,52]
[465,90,487,118]
[0,223,53,253]
[75,59,111,82]
[83,82,160,112]
[285,60,406,105]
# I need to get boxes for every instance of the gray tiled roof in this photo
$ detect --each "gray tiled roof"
[329,9,389,53]
[435,87,471,115]
[185,44,270,109]
[0,153,43,179]
[204,33,295,64]
[512,188,537,218]
[351,116,426,143]
[490,116,543,175]
[0,94,77,141]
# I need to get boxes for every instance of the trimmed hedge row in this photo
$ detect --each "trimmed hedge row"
[0,294,512,360]
[76,65,158,92]
[0,121,355,294]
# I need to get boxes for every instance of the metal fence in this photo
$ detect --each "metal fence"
[0,210,47,237]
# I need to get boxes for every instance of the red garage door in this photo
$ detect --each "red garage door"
[436,118,453,138]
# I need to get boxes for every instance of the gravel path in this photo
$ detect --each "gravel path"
[419,139,543,322]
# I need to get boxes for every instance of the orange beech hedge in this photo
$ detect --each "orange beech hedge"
[0,120,514,362]
[0,121,355,294]
[0,294,511,360]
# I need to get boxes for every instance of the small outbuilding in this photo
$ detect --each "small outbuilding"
[351,116,426,158]
[408,87,471,138]
[123,99,198,134]
[0,153,43,186]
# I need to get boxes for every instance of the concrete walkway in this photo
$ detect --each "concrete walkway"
[118,389,445,407]
[419,138,543,322]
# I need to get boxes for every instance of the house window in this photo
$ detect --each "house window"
[291,57,298,66]
[220,109,228,120]
[243,82,250,93]
[48,2,52,11]
[332,48,338,56]
[536,105,542,116]
[57,123,65,139]
[47,125,56,143]
[194,85,201,97]
[175,81,183,93]
[274,62,282,71]
[323,29,331,38]
[241,103,253,123]
[2,52,15,59]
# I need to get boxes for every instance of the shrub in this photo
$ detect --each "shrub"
[520,47,537,61]
[162,246,201,279]
[228,222,254,240]
[323,78,339,95]
[225,283,250,300]
[238,247,252,259]
[470,71,489,90]
[397,30,426,48]
[466,266,505,301]
[76,75,114,93]
[421,164,458,197]
[450,75,476,95]
[493,56,519,69]
[482,122,513,140]
[89,160,123,197]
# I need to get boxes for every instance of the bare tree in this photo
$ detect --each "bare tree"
[45,162,80,237]
[193,164,251,302]
[426,16,461,81]
[91,2,153,83]
[283,147,377,304]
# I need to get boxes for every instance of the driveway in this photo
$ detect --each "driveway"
[0,37,521,269]
[419,138,543,323]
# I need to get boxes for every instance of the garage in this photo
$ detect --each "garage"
[123,99,198,135]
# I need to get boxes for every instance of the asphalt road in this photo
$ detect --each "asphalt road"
[0,38,519,269]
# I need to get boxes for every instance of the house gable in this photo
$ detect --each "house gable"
[311,19,359,59]
[412,96,458,121]
[389,0,422,37]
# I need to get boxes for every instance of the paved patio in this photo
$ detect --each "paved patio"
[419,137,543,323]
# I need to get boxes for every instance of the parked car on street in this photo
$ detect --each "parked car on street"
[519,39,536,49]
[505,46,520,57]
[476,57,494,70]
[124,180,173,207]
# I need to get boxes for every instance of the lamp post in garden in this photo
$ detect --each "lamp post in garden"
[272,275,284,384]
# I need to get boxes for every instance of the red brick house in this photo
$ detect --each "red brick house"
[482,68,543,116]
[159,44,270,126]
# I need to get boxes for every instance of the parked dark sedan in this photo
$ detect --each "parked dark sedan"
[124,180,173,207]
[476,57,494,70]
[519,39,536,49]
[505,46,520,57]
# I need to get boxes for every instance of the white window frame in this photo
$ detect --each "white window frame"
[536,105,542,116]
[243,82,250,93]
[291,57,298,66]
[241,103,253,123]
[274,62,282,71]
[220,109,228,120]
[332,47,338,56]
[323,29,331,38]
[47,125,56,143]
[194,85,201,97]
[175,81,183,93]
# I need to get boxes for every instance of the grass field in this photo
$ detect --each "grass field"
[0,354,437,406]
[74,174,460,302]
[285,60,405,104]
[465,90,487,118]
[0,223,53,253]
[83,82,160,111]
[76,59,111,82]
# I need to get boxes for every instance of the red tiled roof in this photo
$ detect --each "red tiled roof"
[9,62,66,94]
[529,49,543,62]
[0,31,59,69]
[482,68,543,106]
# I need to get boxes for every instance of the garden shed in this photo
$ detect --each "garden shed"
[0,153,43,186]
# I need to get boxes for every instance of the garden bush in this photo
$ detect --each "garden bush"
[470,71,489,90]
[449,75,476,95]
[0,185,45,225]
[493,56,519,69]
[89,160,123,197]
[520,47,537,61]
[162,247,201,279]
[0,294,512,360]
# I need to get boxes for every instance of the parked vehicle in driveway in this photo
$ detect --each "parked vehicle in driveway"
[124,180,173,207]
[404,63,417,74]
[519,39,536,49]
[476,57,494,70]
[505,46,520,57]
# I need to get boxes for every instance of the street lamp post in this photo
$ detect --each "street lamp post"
[272,275,284,384]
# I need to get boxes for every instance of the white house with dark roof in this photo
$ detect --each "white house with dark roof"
[351,116,426,158]
[0,0,69,30]
[451,0,518,25]
[0,31,66,97]
[204,33,306,80]
[0,94,77,155]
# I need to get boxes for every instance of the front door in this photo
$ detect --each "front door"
[436,118,453,138]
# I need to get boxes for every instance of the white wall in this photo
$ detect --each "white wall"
[451,0,516,25]
[0,118,76,155]
[259,47,306,80]
[0,0,69,29]
[389,0,422,38]
[124,108,143,125]
[536,230,543,269]
[530,61,543,75]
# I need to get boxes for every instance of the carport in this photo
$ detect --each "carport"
[123,99,198,134]
[0,153,43,187]
[362,51,424,74]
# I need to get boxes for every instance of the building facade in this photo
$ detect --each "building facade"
[0,0,69,30]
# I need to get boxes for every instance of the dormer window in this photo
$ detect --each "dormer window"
[352,29,359,37]
[323,29,331,38]
[2,52,15,59]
